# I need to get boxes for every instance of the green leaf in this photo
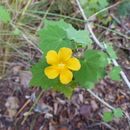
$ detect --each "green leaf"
[43,19,70,30]
[109,66,121,81]
[117,1,130,16]
[12,28,21,35]
[38,25,72,54]
[66,28,92,47]
[53,85,73,99]
[98,0,109,8]
[0,6,11,23]
[113,108,123,118]
[80,0,109,17]
[103,111,113,122]
[29,59,60,90]
[83,82,94,89]
[29,58,74,96]
[41,19,92,48]
[106,44,118,59]
[74,50,108,86]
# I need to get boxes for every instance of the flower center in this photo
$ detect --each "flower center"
[58,63,65,69]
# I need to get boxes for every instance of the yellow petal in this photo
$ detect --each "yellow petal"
[58,47,72,61]
[44,66,59,79]
[67,58,81,71]
[60,69,73,84]
[46,50,58,65]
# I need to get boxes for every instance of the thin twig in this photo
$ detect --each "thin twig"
[84,121,116,130]
[16,99,31,117]
[110,14,129,32]
[76,0,130,89]
[21,90,44,124]
[88,90,114,110]
[20,0,33,17]
[88,1,122,20]
[10,23,43,54]
[22,33,43,54]
[87,89,130,124]
[37,0,55,31]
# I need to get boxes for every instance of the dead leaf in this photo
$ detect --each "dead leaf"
[78,94,83,103]
[49,123,56,130]
[19,71,32,88]
[12,65,22,74]
[54,103,58,115]
[44,113,53,119]
[91,100,98,111]
[34,103,52,114]
[79,104,91,118]
[5,97,19,118]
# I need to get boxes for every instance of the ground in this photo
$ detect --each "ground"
[0,0,130,130]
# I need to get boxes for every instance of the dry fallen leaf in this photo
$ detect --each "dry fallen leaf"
[44,113,53,119]
[23,111,33,117]
[34,103,52,114]
[5,97,19,118]
[19,71,32,88]
[91,100,98,111]
[79,104,91,118]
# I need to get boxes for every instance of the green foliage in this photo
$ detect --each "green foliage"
[80,0,109,17]
[38,24,72,54]
[113,108,123,118]
[0,6,11,23]
[12,29,21,35]
[29,20,121,98]
[67,29,92,47]
[103,108,123,122]
[103,111,113,122]
[83,82,94,89]
[105,44,118,59]
[74,50,108,87]
[29,59,60,90]
[109,66,121,81]
[53,85,73,99]
[29,19,94,97]
[38,19,92,54]
[117,0,130,16]
[29,59,74,98]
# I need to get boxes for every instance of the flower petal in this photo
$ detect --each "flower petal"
[67,58,81,71]
[58,47,72,61]
[44,66,59,79]
[46,50,58,65]
[60,69,73,84]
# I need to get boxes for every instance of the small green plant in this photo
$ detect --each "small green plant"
[29,19,121,99]
[80,0,109,17]
[103,108,123,122]
[0,5,11,23]
[0,0,125,124]
[109,66,121,81]
[117,0,130,16]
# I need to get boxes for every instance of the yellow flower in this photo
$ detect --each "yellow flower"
[44,47,81,84]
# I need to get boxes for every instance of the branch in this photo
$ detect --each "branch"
[88,90,114,110]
